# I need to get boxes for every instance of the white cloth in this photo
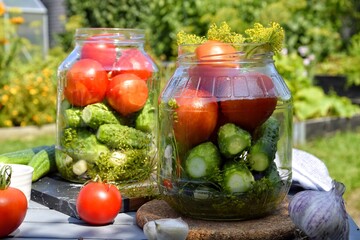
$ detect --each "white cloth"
[291,148,333,191]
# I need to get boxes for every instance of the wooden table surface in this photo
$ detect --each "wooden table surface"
[5,201,147,240]
[5,200,360,240]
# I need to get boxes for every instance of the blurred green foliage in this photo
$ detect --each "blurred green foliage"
[62,0,359,62]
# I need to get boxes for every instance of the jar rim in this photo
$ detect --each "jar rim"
[75,28,145,43]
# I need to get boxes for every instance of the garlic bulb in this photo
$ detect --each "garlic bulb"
[288,180,349,240]
[143,217,189,240]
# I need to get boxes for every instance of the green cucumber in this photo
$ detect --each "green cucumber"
[28,145,56,181]
[222,162,254,194]
[0,145,54,165]
[249,117,280,172]
[217,123,251,159]
[184,142,221,179]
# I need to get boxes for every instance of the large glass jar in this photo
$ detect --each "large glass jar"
[56,28,159,190]
[158,43,292,220]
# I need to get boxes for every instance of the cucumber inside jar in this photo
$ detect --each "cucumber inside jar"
[159,117,287,220]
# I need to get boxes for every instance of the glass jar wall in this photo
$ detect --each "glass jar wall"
[56,28,159,188]
[158,43,293,220]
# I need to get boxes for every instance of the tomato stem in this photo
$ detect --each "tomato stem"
[0,165,12,190]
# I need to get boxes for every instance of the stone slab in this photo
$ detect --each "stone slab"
[31,173,150,218]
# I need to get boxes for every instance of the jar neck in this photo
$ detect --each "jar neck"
[177,43,275,66]
[75,28,145,47]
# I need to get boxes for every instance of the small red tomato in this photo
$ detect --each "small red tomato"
[80,34,117,71]
[162,179,173,190]
[172,88,218,148]
[76,180,122,225]
[111,48,154,80]
[195,40,239,67]
[106,73,149,116]
[0,166,28,238]
[64,59,109,107]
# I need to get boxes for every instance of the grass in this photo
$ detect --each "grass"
[296,128,360,198]
[0,134,55,154]
[0,129,359,225]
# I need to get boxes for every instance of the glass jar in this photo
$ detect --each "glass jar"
[55,28,159,190]
[158,43,293,220]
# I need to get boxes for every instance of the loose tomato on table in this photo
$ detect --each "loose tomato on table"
[110,48,154,80]
[171,88,218,148]
[80,34,117,71]
[76,177,122,225]
[0,165,28,238]
[64,59,109,107]
[106,73,149,116]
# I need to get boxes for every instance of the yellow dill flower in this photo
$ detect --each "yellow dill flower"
[46,115,54,122]
[32,115,40,123]
[207,22,245,43]
[42,68,52,78]
[177,30,206,46]
[32,99,39,105]
[0,2,5,16]
[9,86,18,95]
[0,38,9,45]
[11,110,19,117]
[4,120,13,127]
[29,88,38,95]
[245,22,285,54]
[36,76,43,83]
[176,21,284,56]
[1,94,9,104]
[10,16,25,25]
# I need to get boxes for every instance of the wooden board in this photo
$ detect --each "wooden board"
[136,199,296,240]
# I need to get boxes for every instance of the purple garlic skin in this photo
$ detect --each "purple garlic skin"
[289,180,349,240]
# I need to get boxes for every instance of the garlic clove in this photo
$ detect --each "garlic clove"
[143,220,157,240]
[155,217,189,240]
[143,217,189,240]
[289,180,349,240]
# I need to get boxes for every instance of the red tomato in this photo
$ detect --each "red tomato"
[188,64,241,93]
[162,179,173,190]
[172,88,218,148]
[195,40,239,67]
[111,48,153,80]
[64,59,109,107]
[106,73,149,116]
[0,166,28,238]
[219,72,277,132]
[76,181,122,225]
[80,34,117,71]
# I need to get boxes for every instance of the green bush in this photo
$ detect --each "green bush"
[0,48,65,127]
[275,52,360,121]
[63,0,359,62]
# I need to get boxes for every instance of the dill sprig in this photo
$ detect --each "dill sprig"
[206,22,245,43]
[245,22,285,55]
[177,30,206,46]
[176,22,284,55]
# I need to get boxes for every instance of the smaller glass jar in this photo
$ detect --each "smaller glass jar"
[55,28,159,190]
[158,43,293,220]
